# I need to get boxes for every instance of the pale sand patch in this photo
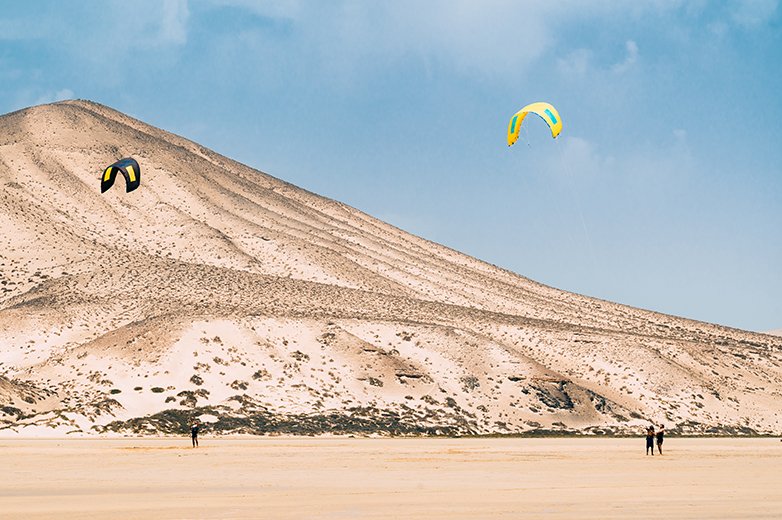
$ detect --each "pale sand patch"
[1,437,780,519]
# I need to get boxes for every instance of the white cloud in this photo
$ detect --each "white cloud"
[612,40,639,73]
[206,0,301,20]
[34,88,75,105]
[557,136,611,180]
[121,0,189,47]
[731,0,778,27]
[707,20,729,37]
[204,0,563,82]
[551,132,696,195]
[557,38,639,100]
[385,1,556,77]
[0,17,47,40]
[557,49,593,78]
[160,0,190,45]
[34,1,193,82]
[199,0,762,88]
[558,39,640,82]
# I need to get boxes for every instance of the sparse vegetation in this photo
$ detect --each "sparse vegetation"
[251,369,271,381]
[291,351,310,362]
[460,376,480,392]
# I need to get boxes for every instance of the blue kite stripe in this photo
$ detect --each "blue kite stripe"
[544,108,557,125]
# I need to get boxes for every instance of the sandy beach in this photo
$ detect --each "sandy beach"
[1,437,780,519]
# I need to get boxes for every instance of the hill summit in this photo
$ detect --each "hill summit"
[1,100,780,436]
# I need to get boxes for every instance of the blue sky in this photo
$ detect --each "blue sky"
[2,1,780,332]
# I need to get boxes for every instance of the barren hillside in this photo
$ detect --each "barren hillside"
[1,100,780,436]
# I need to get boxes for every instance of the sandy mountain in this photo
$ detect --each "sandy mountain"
[1,100,780,436]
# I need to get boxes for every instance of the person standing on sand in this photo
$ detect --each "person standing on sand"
[646,426,655,455]
[656,425,665,455]
[191,421,200,448]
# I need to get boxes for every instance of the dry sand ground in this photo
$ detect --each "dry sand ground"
[1,437,780,519]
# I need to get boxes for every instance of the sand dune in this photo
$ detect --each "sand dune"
[1,100,781,436]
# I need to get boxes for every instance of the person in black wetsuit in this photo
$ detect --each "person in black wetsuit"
[191,421,200,448]
[646,426,655,455]
[656,425,665,455]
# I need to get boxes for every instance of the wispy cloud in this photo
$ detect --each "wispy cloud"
[558,39,639,80]
[94,0,190,50]
[730,0,778,27]
[159,0,190,45]
[0,17,47,40]
[205,0,301,20]
[34,88,75,105]
[557,49,593,78]
[612,40,639,73]
[201,0,563,82]
[30,1,193,83]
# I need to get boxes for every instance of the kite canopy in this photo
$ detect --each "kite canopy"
[101,157,141,193]
[507,102,562,146]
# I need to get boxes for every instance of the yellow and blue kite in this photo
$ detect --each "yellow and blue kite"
[507,102,562,146]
